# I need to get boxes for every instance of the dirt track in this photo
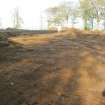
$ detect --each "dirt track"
[1,30,105,105]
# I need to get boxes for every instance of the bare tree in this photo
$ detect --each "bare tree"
[13,7,23,29]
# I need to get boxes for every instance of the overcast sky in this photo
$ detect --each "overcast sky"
[0,0,79,29]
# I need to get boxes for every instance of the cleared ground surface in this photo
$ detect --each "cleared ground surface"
[1,30,105,105]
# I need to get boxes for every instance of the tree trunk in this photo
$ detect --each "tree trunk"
[66,16,69,25]
[96,17,100,29]
[84,19,88,30]
[91,18,94,29]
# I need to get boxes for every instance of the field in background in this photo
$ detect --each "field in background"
[1,29,105,105]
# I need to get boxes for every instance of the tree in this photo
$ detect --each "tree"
[59,1,80,27]
[80,0,105,29]
[13,8,23,29]
[45,2,76,29]
[79,0,94,29]
[46,7,61,28]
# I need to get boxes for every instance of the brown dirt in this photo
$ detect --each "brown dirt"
[1,30,105,105]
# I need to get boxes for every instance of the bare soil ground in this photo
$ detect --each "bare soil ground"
[1,29,105,105]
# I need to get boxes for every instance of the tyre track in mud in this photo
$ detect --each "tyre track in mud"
[67,37,105,105]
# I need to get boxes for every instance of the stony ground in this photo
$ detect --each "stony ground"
[1,30,105,105]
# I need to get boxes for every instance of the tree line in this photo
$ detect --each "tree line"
[1,0,105,30]
[45,0,105,30]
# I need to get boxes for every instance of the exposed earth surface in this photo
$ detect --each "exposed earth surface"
[0,29,105,105]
